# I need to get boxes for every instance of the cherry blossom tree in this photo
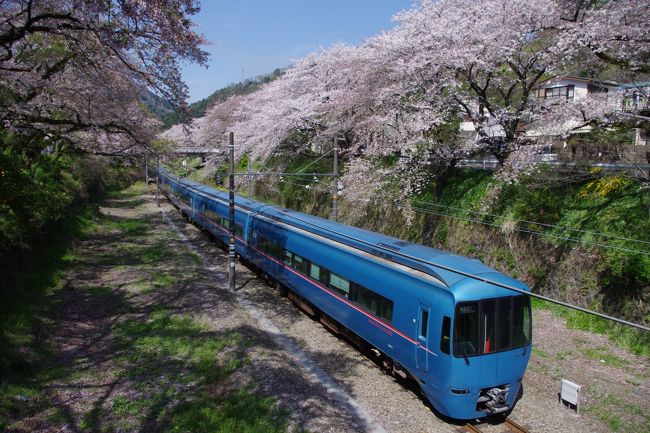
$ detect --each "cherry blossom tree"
[378,0,578,165]
[561,0,650,74]
[1,0,208,155]
[161,0,648,199]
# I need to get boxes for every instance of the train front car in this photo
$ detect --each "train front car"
[425,271,532,420]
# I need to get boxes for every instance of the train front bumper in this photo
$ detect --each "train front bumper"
[424,381,521,420]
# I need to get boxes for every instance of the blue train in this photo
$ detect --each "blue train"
[158,169,532,420]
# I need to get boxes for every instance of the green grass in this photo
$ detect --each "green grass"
[0,203,97,430]
[532,298,650,358]
[107,309,280,432]
[102,215,149,237]
[166,390,287,433]
[584,391,650,433]
[531,347,548,358]
[1,182,287,432]
[97,240,188,267]
[107,181,149,198]
[579,347,630,368]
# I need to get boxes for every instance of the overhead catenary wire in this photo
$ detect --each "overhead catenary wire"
[410,199,650,247]
[248,172,650,255]
[296,148,337,174]
[409,205,650,257]
[251,171,650,263]
[278,203,650,332]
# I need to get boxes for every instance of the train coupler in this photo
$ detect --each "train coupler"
[476,384,510,414]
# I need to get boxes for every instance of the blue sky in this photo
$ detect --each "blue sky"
[182,0,415,102]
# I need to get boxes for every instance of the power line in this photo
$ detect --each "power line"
[410,199,650,246]
[246,174,650,255]
[409,205,650,257]
[296,148,336,174]
[278,199,650,332]
[205,171,649,331]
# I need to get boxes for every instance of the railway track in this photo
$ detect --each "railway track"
[456,417,531,433]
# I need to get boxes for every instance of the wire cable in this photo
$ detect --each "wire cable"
[409,206,650,257]
[410,199,650,246]
[296,148,336,174]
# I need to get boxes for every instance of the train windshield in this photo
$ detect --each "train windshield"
[453,296,531,357]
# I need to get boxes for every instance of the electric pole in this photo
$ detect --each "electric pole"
[228,132,236,291]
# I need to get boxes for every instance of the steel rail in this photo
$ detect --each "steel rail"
[505,418,532,433]
[456,424,483,433]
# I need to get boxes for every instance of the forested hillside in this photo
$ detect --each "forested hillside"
[157,69,284,128]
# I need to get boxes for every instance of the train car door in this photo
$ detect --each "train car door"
[416,304,431,372]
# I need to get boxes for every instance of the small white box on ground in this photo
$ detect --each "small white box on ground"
[560,379,581,413]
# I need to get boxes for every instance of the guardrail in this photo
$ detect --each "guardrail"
[457,159,650,172]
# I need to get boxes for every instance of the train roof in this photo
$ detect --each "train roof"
[163,171,529,298]
[259,206,527,296]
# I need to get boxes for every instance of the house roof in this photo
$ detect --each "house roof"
[535,75,619,88]
[619,82,650,89]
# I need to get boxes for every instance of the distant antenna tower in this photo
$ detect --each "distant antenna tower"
[241,66,244,83]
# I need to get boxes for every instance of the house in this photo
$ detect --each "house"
[531,75,648,147]
[457,75,648,161]
[533,75,619,102]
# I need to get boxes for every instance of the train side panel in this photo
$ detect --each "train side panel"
[249,214,459,405]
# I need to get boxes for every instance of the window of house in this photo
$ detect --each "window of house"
[539,85,575,100]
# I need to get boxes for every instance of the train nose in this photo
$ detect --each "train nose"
[479,351,499,386]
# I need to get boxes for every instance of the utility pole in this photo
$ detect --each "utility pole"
[228,132,236,291]
[156,154,160,207]
[247,155,253,198]
[332,146,338,221]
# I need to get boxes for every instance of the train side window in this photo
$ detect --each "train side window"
[282,250,293,266]
[440,316,451,354]
[329,273,350,295]
[377,298,393,322]
[349,283,393,322]
[319,268,330,286]
[269,242,282,260]
[258,236,282,259]
[310,264,320,281]
[293,254,309,274]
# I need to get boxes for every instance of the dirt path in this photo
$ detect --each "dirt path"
[4,185,649,433]
[7,185,360,432]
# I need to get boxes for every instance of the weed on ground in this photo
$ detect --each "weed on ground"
[0,183,286,433]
